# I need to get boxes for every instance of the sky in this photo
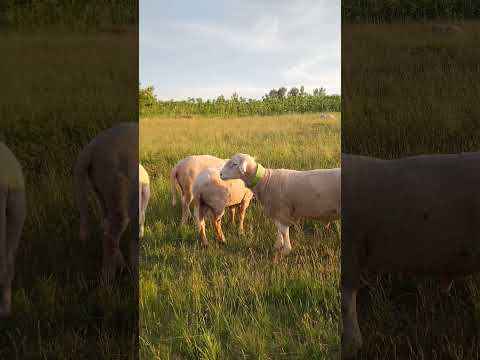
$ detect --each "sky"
[140,0,340,100]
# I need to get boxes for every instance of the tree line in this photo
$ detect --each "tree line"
[0,0,137,28]
[139,85,341,117]
[343,0,480,23]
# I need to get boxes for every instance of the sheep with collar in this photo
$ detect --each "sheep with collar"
[220,153,340,259]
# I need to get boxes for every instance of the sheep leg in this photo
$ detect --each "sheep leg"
[180,191,193,226]
[194,203,208,247]
[238,200,249,235]
[212,217,226,245]
[341,286,362,359]
[280,226,292,256]
[273,221,289,262]
[0,190,26,317]
[102,179,129,282]
[439,277,454,294]
[228,207,236,225]
[102,210,128,283]
[341,232,363,358]
[139,182,150,238]
[89,185,108,240]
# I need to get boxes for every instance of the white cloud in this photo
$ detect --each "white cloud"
[178,15,282,52]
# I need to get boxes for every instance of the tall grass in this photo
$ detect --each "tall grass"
[0,30,138,358]
[140,113,341,359]
[343,21,480,359]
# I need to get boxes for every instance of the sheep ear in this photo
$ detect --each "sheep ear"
[238,161,247,175]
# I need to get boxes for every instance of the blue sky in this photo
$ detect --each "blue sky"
[140,0,340,100]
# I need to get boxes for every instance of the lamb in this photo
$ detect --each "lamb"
[0,143,26,317]
[341,152,480,358]
[193,166,253,246]
[170,155,227,225]
[220,153,340,258]
[74,122,139,282]
[139,163,150,239]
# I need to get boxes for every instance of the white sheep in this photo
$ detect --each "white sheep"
[320,113,335,120]
[431,23,463,33]
[170,155,227,225]
[220,153,340,259]
[193,166,253,246]
[74,122,138,282]
[139,163,150,239]
[0,143,26,317]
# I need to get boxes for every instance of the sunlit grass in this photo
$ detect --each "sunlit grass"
[140,113,341,359]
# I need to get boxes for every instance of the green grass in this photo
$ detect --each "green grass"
[139,113,341,359]
[0,30,137,359]
[343,21,480,359]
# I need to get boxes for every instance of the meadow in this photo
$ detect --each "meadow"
[139,113,341,359]
[0,30,138,359]
[343,21,480,359]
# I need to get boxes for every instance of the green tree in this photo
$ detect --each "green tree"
[139,84,157,109]
[278,87,287,99]
[313,87,326,97]
[288,87,299,97]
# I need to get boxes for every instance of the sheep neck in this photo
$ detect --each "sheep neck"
[245,163,266,189]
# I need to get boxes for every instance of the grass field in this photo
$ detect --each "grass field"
[0,30,138,359]
[139,113,341,359]
[343,21,480,359]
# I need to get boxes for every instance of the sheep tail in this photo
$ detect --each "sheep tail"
[74,145,92,242]
[170,165,178,207]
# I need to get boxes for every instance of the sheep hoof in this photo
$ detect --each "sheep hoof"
[439,279,454,294]
[218,240,226,246]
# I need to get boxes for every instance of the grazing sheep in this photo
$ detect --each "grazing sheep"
[0,143,26,317]
[74,122,138,282]
[139,163,150,239]
[341,152,480,358]
[431,23,463,33]
[193,166,253,246]
[320,113,335,120]
[220,153,340,258]
[170,155,226,225]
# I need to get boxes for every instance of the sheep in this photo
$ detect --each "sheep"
[431,23,463,34]
[220,153,340,259]
[170,155,227,225]
[193,166,253,246]
[0,142,26,317]
[139,163,150,239]
[74,122,138,282]
[320,113,335,120]
[341,152,480,358]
